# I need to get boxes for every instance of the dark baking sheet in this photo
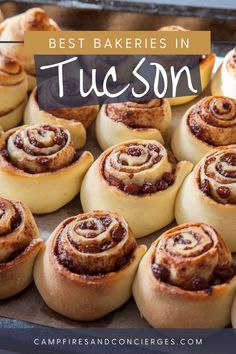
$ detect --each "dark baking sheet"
[0,1,236,41]
[1,0,236,20]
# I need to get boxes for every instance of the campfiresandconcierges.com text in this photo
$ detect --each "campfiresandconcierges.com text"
[33,337,203,347]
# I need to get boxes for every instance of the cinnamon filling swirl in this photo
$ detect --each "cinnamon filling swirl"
[54,211,137,276]
[0,198,31,263]
[198,147,236,204]
[105,99,166,129]
[0,201,21,237]
[188,96,236,146]
[151,223,235,291]
[0,124,76,174]
[102,142,175,195]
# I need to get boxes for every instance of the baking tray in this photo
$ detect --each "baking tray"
[0,2,234,329]
[0,1,236,43]
[1,0,236,20]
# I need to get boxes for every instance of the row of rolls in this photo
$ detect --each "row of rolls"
[1,196,236,328]
[0,7,236,328]
[0,123,236,249]
[1,129,236,327]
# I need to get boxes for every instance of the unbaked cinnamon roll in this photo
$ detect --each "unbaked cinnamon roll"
[158,25,215,106]
[0,124,93,214]
[211,48,236,99]
[24,87,99,149]
[96,99,171,150]
[81,140,193,238]
[175,145,236,251]
[0,8,60,91]
[34,210,146,321]
[172,96,236,164]
[133,223,236,328]
[0,196,43,299]
[0,55,28,130]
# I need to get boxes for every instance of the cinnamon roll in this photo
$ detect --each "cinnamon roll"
[0,8,60,91]
[0,124,93,214]
[0,196,43,299]
[0,55,28,131]
[81,140,193,238]
[96,99,171,151]
[211,48,236,99]
[172,96,236,164]
[158,25,215,106]
[24,88,99,149]
[133,223,236,328]
[34,210,146,321]
[175,145,236,251]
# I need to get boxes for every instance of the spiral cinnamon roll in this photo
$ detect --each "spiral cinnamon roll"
[34,210,146,321]
[0,55,28,130]
[96,99,171,150]
[172,96,236,164]
[0,196,43,299]
[81,140,193,238]
[24,88,99,149]
[158,25,215,106]
[175,145,236,251]
[211,48,236,99]
[0,8,60,91]
[0,124,93,214]
[133,223,236,328]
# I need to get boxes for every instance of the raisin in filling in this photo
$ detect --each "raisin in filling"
[104,167,174,195]
[151,260,236,292]
[54,214,136,276]
[0,124,76,174]
[12,125,68,157]
[105,100,164,129]
[188,97,236,146]
[55,235,136,276]
[198,152,236,204]
[103,143,175,195]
